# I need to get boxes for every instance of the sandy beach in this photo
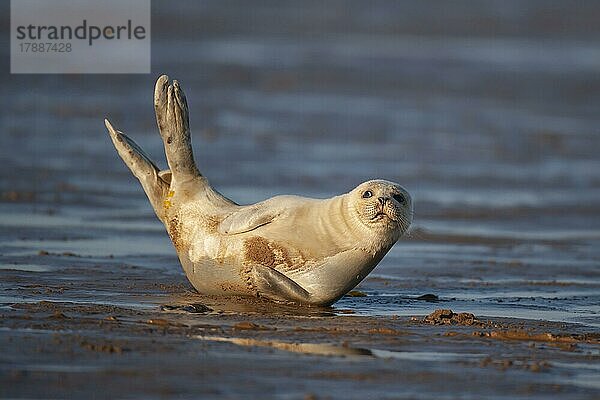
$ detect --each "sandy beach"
[1,1,599,398]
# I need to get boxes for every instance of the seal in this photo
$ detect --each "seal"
[105,75,413,305]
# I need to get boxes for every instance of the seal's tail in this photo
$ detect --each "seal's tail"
[153,75,203,187]
[105,119,170,221]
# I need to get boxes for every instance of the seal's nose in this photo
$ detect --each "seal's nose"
[378,197,387,206]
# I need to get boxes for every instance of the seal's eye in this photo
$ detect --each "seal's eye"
[393,193,405,204]
[362,190,373,199]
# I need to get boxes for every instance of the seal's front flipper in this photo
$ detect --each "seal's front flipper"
[251,265,312,304]
[105,119,169,220]
[154,75,201,186]
[218,204,280,235]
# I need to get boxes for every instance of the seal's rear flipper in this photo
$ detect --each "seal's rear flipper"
[154,75,202,187]
[251,265,313,304]
[105,119,169,220]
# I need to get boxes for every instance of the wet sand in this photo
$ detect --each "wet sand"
[2,291,599,399]
[1,1,600,398]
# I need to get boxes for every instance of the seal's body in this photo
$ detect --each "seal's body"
[105,75,412,305]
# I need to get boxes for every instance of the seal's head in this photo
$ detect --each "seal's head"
[349,180,413,240]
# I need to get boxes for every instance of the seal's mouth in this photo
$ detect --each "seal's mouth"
[373,211,387,219]
[372,208,394,222]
